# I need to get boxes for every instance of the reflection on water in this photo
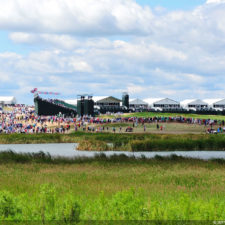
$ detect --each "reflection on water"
[0,143,225,159]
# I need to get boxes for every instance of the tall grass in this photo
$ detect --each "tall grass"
[0,185,224,221]
[77,140,111,151]
[130,136,225,151]
[0,151,224,221]
[0,150,224,164]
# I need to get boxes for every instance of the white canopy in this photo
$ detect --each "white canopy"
[213,99,225,105]
[143,98,164,107]
[204,99,222,108]
[180,99,208,108]
[92,96,108,102]
[154,98,180,105]
[129,98,148,105]
[144,98,179,107]
[65,96,120,106]
[0,96,16,104]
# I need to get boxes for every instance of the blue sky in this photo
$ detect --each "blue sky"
[137,0,206,9]
[1,0,225,104]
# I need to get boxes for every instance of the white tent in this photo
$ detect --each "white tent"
[143,98,163,108]
[153,98,180,109]
[92,96,108,102]
[129,98,148,109]
[212,99,225,109]
[0,96,16,105]
[65,96,116,107]
[144,98,180,109]
[204,99,222,108]
[180,99,208,110]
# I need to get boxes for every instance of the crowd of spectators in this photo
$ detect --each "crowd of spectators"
[1,106,225,134]
[0,106,74,134]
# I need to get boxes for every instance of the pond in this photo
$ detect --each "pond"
[0,143,225,159]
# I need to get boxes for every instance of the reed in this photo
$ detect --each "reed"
[1,132,225,151]
[130,135,225,151]
[0,152,224,221]
[0,150,224,164]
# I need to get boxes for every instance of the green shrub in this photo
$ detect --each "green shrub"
[39,184,57,221]
[0,191,22,220]
[61,197,80,222]
[108,189,149,220]
[85,190,148,220]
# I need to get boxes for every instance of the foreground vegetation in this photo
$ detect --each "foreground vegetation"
[0,151,224,222]
[2,132,225,151]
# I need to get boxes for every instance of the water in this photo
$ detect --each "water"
[0,143,225,159]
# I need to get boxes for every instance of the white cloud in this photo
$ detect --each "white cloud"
[9,32,79,49]
[68,59,93,72]
[0,72,10,82]
[206,0,225,4]
[127,84,147,94]
[0,0,153,35]
[3,0,225,103]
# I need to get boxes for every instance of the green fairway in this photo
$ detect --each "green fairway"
[0,153,224,221]
[100,112,225,120]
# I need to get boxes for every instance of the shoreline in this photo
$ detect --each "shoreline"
[0,132,225,151]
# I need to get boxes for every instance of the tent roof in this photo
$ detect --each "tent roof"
[213,98,225,105]
[92,96,108,102]
[0,96,16,104]
[143,98,164,105]
[204,99,222,106]
[144,98,179,105]
[180,99,208,106]
[65,96,121,105]
[95,96,121,103]
[0,96,16,102]
[180,99,195,105]
[129,98,148,105]
[154,98,180,105]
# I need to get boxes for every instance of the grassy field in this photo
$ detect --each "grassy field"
[100,112,225,120]
[95,122,208,134]
[0,152,224,222]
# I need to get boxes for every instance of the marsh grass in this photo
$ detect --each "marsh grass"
[2,150,225,164]
[0,152,224,221]
[77,140,110,151]
[1,132,225,151]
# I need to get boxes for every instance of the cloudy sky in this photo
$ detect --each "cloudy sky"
[1,0,225,104]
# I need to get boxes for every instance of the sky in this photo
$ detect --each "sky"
[1,0,225,104]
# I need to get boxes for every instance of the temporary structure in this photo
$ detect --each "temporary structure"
[144,98,180,109]
[0,96,17,105]
[129,98,148,109]
[180,99,208,110]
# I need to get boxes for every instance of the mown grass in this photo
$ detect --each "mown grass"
[95,122,208,133]
[0,151,224,222]
[108,112,225,120]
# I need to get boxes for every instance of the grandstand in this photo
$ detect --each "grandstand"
[34,96,76,116]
